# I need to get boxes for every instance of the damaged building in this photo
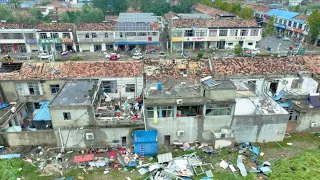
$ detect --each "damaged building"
[0,61,145,147]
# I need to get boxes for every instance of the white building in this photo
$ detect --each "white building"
[77,23,116,52]
[0,23,37,53]
[169,19,262,52]
[36,23,76,53]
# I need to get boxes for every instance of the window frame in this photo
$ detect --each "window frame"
[51,33,59,38]
[63,112,71,120]
[125,84,135,93]
[40,33,48,39]
[205,104,232,116]
[27,82,41,96]
[50,84,60,94]
[240,29,248,36]
[92,33,97,38]
[209,30,217,36]
[229,29,238,36]
[62,33,70,38]
[219,29,228,36]
[250,29,259,36]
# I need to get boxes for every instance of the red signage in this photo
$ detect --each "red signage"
[191,37,206,41]
[293,28,302,33]
[61,38,74,43]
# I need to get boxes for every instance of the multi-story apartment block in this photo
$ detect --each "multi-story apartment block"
[0,23,37,53]
[265,9,309,41]
[77,23,116,52]
[114,13,160,52]
[169,19,262,52]
[36,23,76,53]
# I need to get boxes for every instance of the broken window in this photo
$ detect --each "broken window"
[40,33,48,39]
[219,30,227,36]
[62,33,70,38]
[177,106,202,117]
[206,104,231,116]
[146,106,174,118]
[50,84,60,94]
[125,84,135,93]
[184,30,194,37]
[101,80,117,93]
[27,82,41,95]
[291,79,302,89]
[63,112,71,120]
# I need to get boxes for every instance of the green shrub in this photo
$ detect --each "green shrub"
[197,52,204,58]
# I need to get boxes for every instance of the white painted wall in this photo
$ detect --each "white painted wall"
[235,98,258,115]
[101,77,143,99]
[50,108,92,128]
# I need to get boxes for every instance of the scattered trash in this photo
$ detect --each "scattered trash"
[77,176,84,180]
[260,152,265,156]
[205,170,213,178]
[287,143,293,146]
[237,155,247,177]
[219,160,228,169]
[138,168,149,175]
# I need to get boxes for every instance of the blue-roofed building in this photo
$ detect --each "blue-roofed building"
[0,0,9,5]
[133,130,158,156]
[264,9,309,41]
[32,101,52,130]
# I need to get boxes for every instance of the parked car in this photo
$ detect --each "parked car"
[159,51,166,58]
[132,53,143,60]
[38,53,53,60]
[105,53,120,60]
[283,36,290,41]
[17,54,31,60]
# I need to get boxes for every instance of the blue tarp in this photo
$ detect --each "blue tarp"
[279,100,293,108]
[273,91,285,101]
[33,101,51,121]
[266,9,299,19]
[0,154,21,159]
[0,102,9,109]
[133,130,158,156]
[251,145,260,155]
[307,93,320,107]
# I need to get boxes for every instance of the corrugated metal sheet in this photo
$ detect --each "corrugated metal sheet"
[133,130,158,156]
[157,152,173,163]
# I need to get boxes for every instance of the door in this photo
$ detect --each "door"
[164,135,170,147]
[217,41,225,49]
[121,136,127,146]
[239,41,244,47]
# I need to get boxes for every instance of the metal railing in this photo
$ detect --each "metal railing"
[0,101,26,129]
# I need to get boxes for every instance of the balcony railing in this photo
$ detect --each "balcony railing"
[95,117,144,127]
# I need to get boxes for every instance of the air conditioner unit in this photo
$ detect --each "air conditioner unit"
[311,122,317,128]
[85,133,95,140]
[176,99,183,105]
[177,130,185,136]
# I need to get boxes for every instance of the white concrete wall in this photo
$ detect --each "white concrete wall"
[50,108,92,128]
[101,77,143,99]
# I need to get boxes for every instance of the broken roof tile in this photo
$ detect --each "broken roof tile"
[77,22,116,31]
[193,3,232,18]
[36,23,75,31]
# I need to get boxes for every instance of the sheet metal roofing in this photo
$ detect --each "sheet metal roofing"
[266,9,299,19]
[118,13,156,23]
[33,101,51,121]
[51,80,98,106]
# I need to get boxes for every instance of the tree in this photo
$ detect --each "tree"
[294,5,300,12]
[172,0,198,13]
[262,16,275,37]
[9,0,21,9]
[60,6,104,24]
[0,5,15,22]
[304,8,308,15]
[239,7,253,19]
[92,0,129,15]
[234,44,242,56]
[308,9,320,42]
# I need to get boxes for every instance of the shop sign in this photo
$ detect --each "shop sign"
[61,38,73,43]
[127,36,148,41]
[235,37,246,40]
[78,38,114,43]
[171,37,183,42]
[293,28,302,33]
[184,37,207,41]
[39,38,61,44]
[25,39,37,44]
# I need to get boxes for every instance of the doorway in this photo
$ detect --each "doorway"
[239,41,244,47]
[217,41,225,49]
[164,135,170,147]
[94,44,102,52]
[121,136,127,146]
[269,81,279,95]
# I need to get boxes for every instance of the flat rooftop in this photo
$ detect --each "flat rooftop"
[51,80,98,106]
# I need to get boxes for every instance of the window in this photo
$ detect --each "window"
[228,43,233,46]
[248,42,253,45]
[148,32,158,36]
[195,30,207,36]
[27,82,40,95]
[304,25,309,31]
[279,19,282,24]
[219,30,227,36]
[51,33,58,38]
[291,79,302,89]
[101,80,117,93]
[240,29,248,36]
[137,32,147,36]
[177,106,201,117]
[63,112,71,120]
[184,30,194,37]
[146,106,174,118]
[85,33,89,38]
[12,33,23,39]
[206,104,231,116]
[172,30,183,37]
[25,33,35,39]
[293,22,297,28]
[40,33,48,39]
[126,32,136,36]
[209,30,217,36]
[62,33,70,38]
[50,84,60,94]
[250,29,259,36]
[125,84,135,92]
[92,33,97,38]
[288,21,292,26]
[298,24,302,29]
[229,29,238,36]
[283,20,287,25]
